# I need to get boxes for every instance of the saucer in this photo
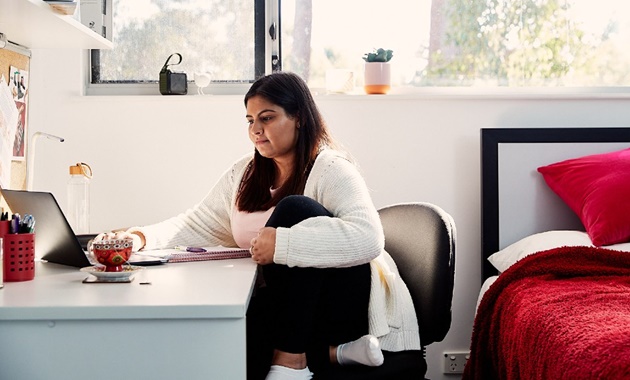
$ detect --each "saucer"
[81,265,144,282]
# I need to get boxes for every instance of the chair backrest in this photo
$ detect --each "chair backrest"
[378,202,456,347]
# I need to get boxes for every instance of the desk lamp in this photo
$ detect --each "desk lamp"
[26,132,65,191]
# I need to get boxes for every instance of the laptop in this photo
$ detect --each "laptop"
[1,189,166,267]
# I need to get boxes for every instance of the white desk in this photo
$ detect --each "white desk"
[0,259,257,380]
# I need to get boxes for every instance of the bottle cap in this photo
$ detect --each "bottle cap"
[69,163,93,178]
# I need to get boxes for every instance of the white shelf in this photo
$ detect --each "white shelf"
[0,0,112,49]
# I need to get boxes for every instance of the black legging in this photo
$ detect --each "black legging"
[246,195,372,379]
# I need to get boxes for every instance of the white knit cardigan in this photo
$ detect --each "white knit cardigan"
[132,149,420,351]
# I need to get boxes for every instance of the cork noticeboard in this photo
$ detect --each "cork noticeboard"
[1,43,30,190]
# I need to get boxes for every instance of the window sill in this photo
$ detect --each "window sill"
[86,82,252,96]
[85,83,630,101]
[313,86,630,100]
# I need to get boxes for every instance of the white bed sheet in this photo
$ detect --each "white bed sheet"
[476,275,498,314]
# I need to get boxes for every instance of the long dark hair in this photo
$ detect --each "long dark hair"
[237,72,335,212]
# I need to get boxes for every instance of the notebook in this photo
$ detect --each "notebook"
[0,189,167,267]
[167,246,250,263]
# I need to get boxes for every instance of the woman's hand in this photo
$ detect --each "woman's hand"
[250,227,276,265]
[90,230,143,252]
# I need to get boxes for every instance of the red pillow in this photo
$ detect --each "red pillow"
[537,148,630,246]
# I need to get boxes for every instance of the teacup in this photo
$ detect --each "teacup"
[91,238,133,272]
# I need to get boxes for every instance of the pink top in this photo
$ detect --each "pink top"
[231,207,275,248]
[231,188,277,248]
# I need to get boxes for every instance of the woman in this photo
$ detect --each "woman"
[98,72,419,380]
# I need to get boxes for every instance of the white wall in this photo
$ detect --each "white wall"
[26,48,630,380]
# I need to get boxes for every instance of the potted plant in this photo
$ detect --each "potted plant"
[363,48,393,94]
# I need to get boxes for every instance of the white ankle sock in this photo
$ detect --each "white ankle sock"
[336,334,384,367]
[265,365,313,380]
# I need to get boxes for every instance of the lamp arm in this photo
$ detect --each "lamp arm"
[26,132,64,191]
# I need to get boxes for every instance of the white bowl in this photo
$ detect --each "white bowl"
[47,1,78,16]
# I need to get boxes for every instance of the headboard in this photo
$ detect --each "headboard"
[480,127,630,281]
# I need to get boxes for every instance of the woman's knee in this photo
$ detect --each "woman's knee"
[277,195,331,216]
[266,195,332,228]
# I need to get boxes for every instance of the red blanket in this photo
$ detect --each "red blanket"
[464,246,630,380]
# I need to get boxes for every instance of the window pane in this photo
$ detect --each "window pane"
[281,0,430,88]
[95,0,256,83]
[282,0,630,88]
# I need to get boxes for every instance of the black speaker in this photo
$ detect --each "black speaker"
[159,53,187,95]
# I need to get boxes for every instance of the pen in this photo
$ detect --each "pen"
[11,213,20,234]
[20,214,35,233]
[174,245,207,253]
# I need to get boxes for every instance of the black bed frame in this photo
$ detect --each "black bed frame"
[480,127,630,281]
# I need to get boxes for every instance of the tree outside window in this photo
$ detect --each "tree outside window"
[93,0,630,90]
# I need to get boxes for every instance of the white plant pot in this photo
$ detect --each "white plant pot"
[363,62,391,94]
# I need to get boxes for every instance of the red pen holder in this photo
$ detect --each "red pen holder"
[0,220,10,238]
[3,233,35,282]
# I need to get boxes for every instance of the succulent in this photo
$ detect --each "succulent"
[362,48,394,62]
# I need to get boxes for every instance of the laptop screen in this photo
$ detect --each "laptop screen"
[1,189,91,268]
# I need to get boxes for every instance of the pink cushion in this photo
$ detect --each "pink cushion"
[537,148,630,246]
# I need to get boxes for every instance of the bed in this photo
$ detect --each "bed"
[465,127,630,379]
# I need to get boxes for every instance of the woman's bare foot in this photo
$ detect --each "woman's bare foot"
[271,349,307,369]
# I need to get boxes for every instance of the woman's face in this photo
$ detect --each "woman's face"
[246,95,299,162]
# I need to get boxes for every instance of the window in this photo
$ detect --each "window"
[90,0,266,94]
[280,0,430,89]
[283,0,630,88]
[90,0,630,93]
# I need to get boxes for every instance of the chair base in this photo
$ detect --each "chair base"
[313,349,426,380]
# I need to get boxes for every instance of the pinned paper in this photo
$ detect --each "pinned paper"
[0,74,19,188]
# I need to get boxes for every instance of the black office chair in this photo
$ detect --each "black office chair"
[316,202,456,379]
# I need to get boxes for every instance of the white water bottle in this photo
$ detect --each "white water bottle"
[67,163,92,234]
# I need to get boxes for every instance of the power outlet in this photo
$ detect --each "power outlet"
[443,352,470,375]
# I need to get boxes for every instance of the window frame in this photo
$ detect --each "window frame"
[85,0,630,97]
[86,0,275,96]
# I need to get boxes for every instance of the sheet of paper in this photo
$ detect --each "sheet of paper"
[9,66,28,159]
[0,75,19,188]
[133,249,179,259]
